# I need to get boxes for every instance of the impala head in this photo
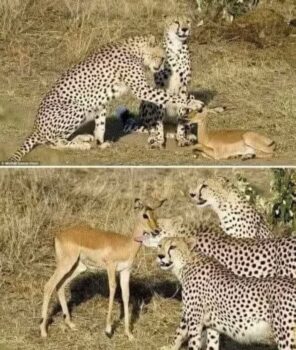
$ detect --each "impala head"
[157,238,190,272]
[166,17,191,43]
[134,198,166,240]
[187,108,208,124]
[189,177,230,209]
[139,215,182,248]
[141,35,165,72]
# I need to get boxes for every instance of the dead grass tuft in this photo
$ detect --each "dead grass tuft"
[224,8,291,47]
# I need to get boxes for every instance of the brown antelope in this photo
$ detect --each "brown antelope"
[40,198,165,340]
[188,108,275,160]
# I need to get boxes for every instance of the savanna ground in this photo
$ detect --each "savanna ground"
[0,168,289,350]
[0,0,295,165]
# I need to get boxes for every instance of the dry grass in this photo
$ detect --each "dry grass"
[0,0,295,165]
[0,168,283,350]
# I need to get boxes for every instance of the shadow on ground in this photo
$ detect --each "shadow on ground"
[49,272,181,334]
[70,117,125,143]
[190,88,218,105]
[48,272,277,350]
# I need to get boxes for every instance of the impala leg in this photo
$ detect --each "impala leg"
[57,261,87,330]
[193,144,216,160]
[40,258,77,337]
[120,268,133,340]
[105,264,117,337]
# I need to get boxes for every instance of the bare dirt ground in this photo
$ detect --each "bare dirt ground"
[0,0,295,165]
[0,168,286,350]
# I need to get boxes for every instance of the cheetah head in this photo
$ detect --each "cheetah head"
[166,17,191,43]
[157,238,190,272]
[189,177,230,209]
[141,35,165,72]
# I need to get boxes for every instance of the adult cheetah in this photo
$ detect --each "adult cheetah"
[140,219,296,279]
[8,35,203,162]
[158,237,296,350]
[120,18,196,149]
[189,177,272,238]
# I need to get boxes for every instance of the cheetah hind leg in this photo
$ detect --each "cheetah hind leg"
[50,136,93,151]
[72,134,94,143]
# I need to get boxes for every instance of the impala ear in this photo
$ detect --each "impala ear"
[152,199,167,210]
[134,198,145,211]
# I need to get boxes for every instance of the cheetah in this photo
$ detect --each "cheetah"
[157,237,296,350]
[140,219,296,279]
[119,18,197,149]
[196,0,260,22]
[189,176,272,238]
[8,35,203,162]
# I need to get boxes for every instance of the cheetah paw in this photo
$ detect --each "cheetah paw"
[177,139,191,147]
[148,137,165,149]
[187,133,197,144]
[99,141,112,149]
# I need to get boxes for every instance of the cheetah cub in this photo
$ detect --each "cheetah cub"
[189,176,273,238]
[120,17,197,149]
[140,220,296,279]
[8,35,203,162]
[158,237,296,350]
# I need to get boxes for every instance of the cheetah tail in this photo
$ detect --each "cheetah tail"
[7,132,42,163]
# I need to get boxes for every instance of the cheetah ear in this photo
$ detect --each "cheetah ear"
[186,237,197,252]
[216,176,229,186]
[147,35,156,47]
[171,215,184,226]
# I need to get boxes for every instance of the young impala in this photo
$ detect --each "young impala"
[40,198,165,340]
[187,108,275,160]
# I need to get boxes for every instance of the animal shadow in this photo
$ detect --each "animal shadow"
[49,272,181,335]
[69,116,125,143]
[189,88,217,105]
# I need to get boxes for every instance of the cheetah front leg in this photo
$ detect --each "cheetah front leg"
[187,320,204,350]
[148,110,165,149]
[272,313,296,350]
[94,108,112,149]
[206,329,220,350]
[176,96,197,147]
[176,118,193,147]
